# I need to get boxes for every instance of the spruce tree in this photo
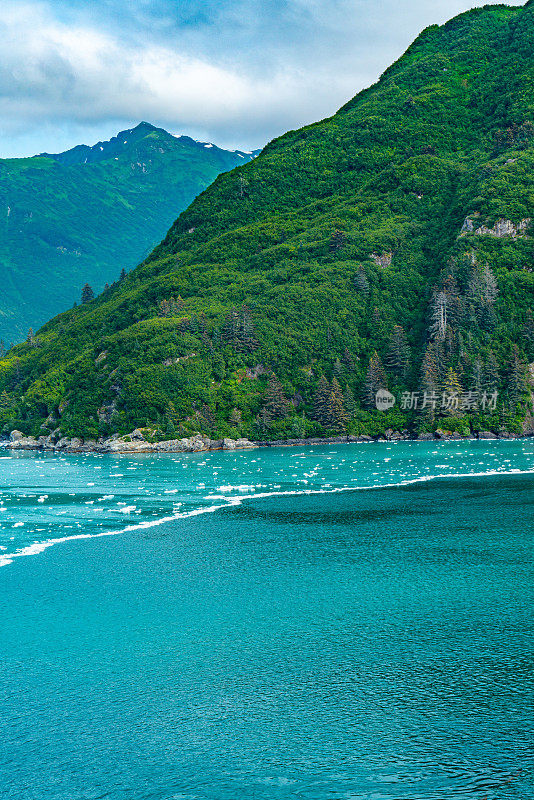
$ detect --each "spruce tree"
[240,305,258,352]
[313,375,331,424]
[326,378,349,432]
[371,307,381,327]
[420,343,440,417]
[343,383,356,416]
[353,267,369,297]
[386,325,410,379]
[507,347,527,406]
[442,273,463,326]
[159,299,170,317]
[429,290,448,341]
[229,408,242,426]
[342,347,355,372]
[81,283,94,304]
[329,229,345,252]
[363,351,387,407]
[470,358,483,395]
[263,374,290,419]
[221,307,240,346]
[119,268,127,281]
[333,358,343,381]
[440,367,463,416]
[484,352,500,393]
[467,264,498,308]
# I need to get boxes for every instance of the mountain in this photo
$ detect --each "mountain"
[0,122,257,343]
[1,2,533,442]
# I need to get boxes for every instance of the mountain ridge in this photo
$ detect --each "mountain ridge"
[0,124,257,344]
[40,122,256,167]
[0,2,532,442]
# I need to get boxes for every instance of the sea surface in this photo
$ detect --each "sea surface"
[1,440,533,799]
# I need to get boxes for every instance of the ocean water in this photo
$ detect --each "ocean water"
[1,440,533,799]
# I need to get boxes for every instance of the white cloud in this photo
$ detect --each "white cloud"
[0,0,525,155]
[0,0,361,150]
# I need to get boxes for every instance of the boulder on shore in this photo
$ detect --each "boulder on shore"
[478,430,497,439]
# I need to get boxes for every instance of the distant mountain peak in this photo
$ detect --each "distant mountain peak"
[39,122,255,167]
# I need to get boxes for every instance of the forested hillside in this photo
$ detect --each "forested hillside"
[0,123,255,343]
[1,2,533,442]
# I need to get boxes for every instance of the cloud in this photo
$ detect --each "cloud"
[0,0,525,155]
[0,0,363,149]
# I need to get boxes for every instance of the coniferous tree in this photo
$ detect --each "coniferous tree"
[420,343,441,417]
[470,358,484,395]
[333,358,343,381]
[371,307,381,327]
[256,407,271,434]
[81,283,94,304]
[342,347,355,372]
[429,290,448,341]
[313,375,330,424]
[26,328,34,345]
[159,299,171,317]
[467,264,498,330]
[363,351,387,407]
[343,383,356,416]
[120,268,127,281]
[240,305,258,351]
[200,403,215,428]
[0,339,5,358]
[484,352,500,393]
[440,367,463,416]
[221,307,240,345]
[507,347,527,406]
[263,374,290,419]
[467,264,498,307]
[386,325,410,379]
[353,267,370,296]
[326,378,349,432]
[229,408,242,426]
[329,229,345,252]
[221,305,257,351]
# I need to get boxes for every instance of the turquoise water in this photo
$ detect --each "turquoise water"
[1,440,533,799]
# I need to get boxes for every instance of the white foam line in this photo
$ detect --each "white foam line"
[230,468,534,502]
[1,469,532,568]
[0,500,240,568]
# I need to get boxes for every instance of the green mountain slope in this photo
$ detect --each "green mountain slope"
[1,2,533,442]
[0,122,256,343]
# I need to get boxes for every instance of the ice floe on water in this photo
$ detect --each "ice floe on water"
[0,439,533,568]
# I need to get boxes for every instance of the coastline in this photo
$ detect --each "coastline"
[5,427,528,454]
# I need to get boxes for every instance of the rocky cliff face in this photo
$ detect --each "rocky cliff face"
[8,429,257,453]
[461,215,531,238]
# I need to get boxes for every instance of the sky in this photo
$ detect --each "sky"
[0,0,525,157]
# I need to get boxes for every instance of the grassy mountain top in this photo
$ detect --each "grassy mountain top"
[0,123,256,344]
[0,2,533,442]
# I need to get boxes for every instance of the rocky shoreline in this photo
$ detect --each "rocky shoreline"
[6,427,526,454]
